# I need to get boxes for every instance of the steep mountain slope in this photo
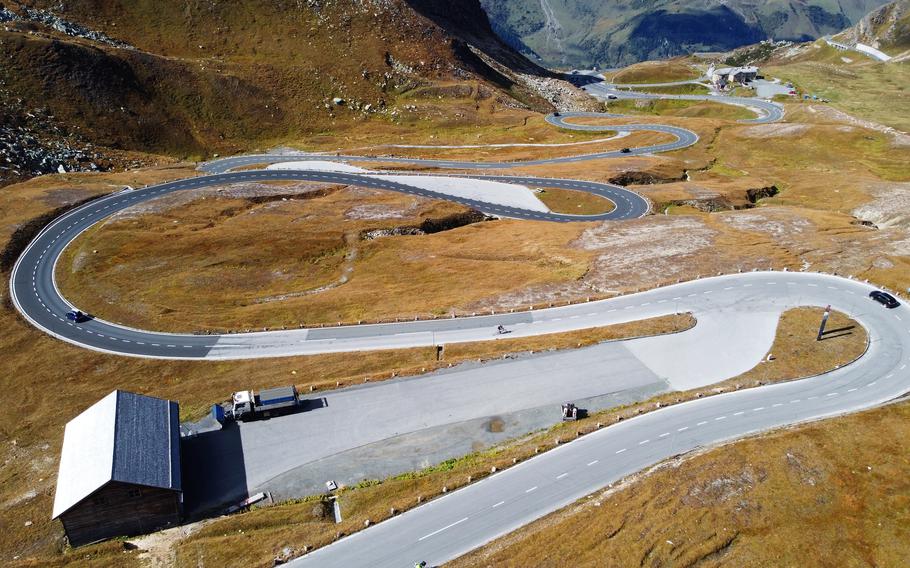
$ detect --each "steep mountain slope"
[0,0,557,184]
[835,0,910,54]
[482,0,892,68]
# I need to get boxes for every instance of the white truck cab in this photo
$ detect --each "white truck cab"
[231,390,255,420]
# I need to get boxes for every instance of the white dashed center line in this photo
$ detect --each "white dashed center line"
[418,517,469,541]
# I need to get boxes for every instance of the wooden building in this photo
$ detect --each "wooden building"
[52,391,182,547]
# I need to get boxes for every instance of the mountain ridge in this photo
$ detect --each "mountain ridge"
[482,0,893,68]
[0,0,565,185]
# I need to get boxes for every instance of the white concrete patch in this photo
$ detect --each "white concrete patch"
[374,175,551,213]
[265,162,550,212]
[625,310,780,391]
[266,161,370,173]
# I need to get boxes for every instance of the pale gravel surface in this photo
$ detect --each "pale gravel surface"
[470,217,719,310]
[575,217,717,291]
[853,182,910,230]
[805,104,910,146]
[721,210,813,239]
[344,200,424,220]
[627,309,779,390]
[738,123,810,139]
[853,182,910,255]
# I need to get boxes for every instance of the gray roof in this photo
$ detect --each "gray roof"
[713,66,759,76]
[53,391,181,518]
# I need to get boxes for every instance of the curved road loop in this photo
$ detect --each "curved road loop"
[576,72,786,124]
[16,75,898,568]
[289,274,910,568]
[12,74,780,359]
[10,169,650,359]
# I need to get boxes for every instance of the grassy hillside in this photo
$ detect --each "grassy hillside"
[836,0,910,54]
[608,58,702,84]
[764,41,910,131]
[0,0,557,177]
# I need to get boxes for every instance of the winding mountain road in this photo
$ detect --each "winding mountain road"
[11,74,774,359]
[289,272,910,567]
[17,74,901,568]
[577,72,786,124]
[9,168,652,359]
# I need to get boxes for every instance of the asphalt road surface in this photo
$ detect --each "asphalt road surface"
[9,169,650,359]
[15,69,888,568]
[197,119,699,173]
[582,76,785,124]
[566,70,784,124]
[11,77,783,358]
[289,272,910,568]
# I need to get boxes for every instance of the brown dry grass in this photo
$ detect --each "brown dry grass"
[0,302,689,565]
[765,53,910,132]
[342,129,661,164]
[54,186,595,332]
[132,307,864,568]
[452,402,908,568]
[2,50,910,566]
[608,59,700,84]
[0,164,199,245]
[534,187,616,215]
[0,1,564,160]
[725,308,866,386]
[603,99,754,121]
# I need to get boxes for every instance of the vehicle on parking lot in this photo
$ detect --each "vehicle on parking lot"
[620,147,631,153]
[869,290,900,309]
[65,310,88,323]
[224,385,304,422]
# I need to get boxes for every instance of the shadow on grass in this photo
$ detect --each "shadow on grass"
[819,325,856,341]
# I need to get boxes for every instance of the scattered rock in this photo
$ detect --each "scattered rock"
[19,7,132,48]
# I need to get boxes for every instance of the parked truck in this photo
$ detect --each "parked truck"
[225,386,303,422]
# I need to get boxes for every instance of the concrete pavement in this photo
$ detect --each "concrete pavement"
[289,272,909,567]
[182,342,667,513]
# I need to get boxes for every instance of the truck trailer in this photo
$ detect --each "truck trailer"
[227,386,302,422]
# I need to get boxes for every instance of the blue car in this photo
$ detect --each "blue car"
[66,310,88,323]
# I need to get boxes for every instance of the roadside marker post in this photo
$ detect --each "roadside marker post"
[817,304,831,341]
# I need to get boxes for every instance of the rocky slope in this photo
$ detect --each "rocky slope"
[835,0,910,55]
[482,0,892,68]
[0,0,567,185]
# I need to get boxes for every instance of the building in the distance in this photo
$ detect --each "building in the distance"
[711,66,759,90]
[52,390,182,547]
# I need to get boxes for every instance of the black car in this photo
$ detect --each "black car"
[869,291,900,309]
[620,147,631,153]
[553,111,560,117]
[66,310,89,323]
[607,94,618,100]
